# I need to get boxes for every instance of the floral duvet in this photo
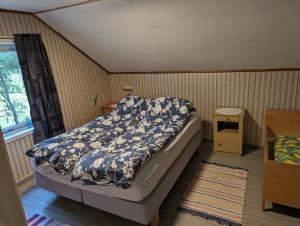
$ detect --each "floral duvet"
[27,95,195,188]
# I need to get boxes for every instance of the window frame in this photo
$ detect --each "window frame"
[2,120,33,135]
[0,37,34,140]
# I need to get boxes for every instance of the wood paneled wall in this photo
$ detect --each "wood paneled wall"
[0,11,110,130]
[109,71,300,145]
[5,133,34,183]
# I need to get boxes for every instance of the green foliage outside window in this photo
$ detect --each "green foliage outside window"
[0,48,31,130]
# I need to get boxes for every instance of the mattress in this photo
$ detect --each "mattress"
[274,135,300,164]
[83,130,203,224]
[34,112,202,202]
[34,165,83,202]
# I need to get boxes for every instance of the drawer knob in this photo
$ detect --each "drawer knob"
[227,118,231,121]
[218,143,221,146]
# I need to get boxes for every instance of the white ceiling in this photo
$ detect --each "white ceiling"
[0,0,85,12]
[1,0,300,72]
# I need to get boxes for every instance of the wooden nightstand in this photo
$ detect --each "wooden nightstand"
[101,103,117,114]
[213,109,244,155]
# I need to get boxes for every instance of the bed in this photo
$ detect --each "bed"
[262,110,300,210]
[29,96,203,225]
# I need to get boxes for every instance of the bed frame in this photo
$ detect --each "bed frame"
[262,110,300,210]
[35,128,204,226]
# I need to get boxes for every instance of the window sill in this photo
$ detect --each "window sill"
[4,127,34,143]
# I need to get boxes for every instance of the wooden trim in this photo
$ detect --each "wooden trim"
[110,68,300,75]
[0,36,14,39]
[16,173,34,186]
[0,8,33,15]
[35,0,101,14]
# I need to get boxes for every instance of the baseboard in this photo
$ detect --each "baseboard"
[17,173,34,186]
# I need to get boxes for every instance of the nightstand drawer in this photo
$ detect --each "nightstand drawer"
[215,115,240,122]
[214,134,239,153]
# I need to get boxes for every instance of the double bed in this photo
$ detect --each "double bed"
[29,96,203,225]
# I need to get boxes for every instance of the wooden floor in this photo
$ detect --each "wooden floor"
[20,140,300,226]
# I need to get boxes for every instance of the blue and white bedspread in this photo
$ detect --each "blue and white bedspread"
[27,96,195,188]
[26,95,148,173]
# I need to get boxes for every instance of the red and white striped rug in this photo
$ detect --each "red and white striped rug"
[178,162,248,226]
[26,213,71,226]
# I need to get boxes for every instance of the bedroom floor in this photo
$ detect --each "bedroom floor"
[19,140,300,226]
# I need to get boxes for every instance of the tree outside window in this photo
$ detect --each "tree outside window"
[0,42,32,134]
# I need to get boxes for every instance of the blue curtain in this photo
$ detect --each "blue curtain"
[14,34,65,143]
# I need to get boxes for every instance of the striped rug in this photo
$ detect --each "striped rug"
[26,212,71,226]
[178,162,248,226]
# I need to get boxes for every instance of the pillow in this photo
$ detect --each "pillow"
[113,95,149,118]
[148,96,195,117]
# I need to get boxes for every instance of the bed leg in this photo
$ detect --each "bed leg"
[150,211,160,226]
[262,199,265,211]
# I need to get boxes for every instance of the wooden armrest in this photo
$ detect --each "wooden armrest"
[265,110,300,137]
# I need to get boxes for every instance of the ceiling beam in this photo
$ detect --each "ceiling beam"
[35,0,101,14]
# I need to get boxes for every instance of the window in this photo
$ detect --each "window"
[0,39,32,138]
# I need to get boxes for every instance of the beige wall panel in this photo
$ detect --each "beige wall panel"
[0,11,110,130]
[5,134,34,182]
[110,71,300,145]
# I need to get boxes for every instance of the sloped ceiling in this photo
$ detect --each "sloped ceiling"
[0,0,86,12]
[1,0,300,72]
